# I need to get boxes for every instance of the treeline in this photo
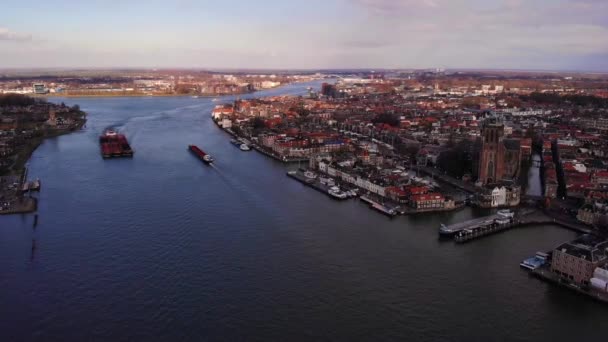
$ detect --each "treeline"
[436,140,475,178]
[521,92,608,107]
[0,94,46,107]
[371,113,400,127]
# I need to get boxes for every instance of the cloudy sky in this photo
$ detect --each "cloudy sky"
[1,0,607,71]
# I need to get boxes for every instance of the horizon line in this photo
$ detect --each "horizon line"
[1,67,608,75]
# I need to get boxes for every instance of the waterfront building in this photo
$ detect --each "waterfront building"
[409,193,454,210]
[551,235,608,286]
[33,83,47,94]
[476,184,521,208]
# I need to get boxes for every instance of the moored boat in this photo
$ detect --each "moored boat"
[230,138,251,151]
[328,186,348,200]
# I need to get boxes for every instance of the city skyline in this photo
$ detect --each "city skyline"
[1,0,607,71]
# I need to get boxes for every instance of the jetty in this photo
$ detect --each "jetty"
[442,209,592,243]
[287,170,350,201]
[360,195,399,217]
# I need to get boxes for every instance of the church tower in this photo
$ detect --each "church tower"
[478,118,506,185]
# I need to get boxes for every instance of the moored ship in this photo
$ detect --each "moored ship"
[99,130,134,158]
[189,145,214,164]
[230,139,251,151]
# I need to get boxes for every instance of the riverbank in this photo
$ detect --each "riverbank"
[213,119,308,164]
[0,196,37,215]
[1,95,86,215]
[35,84,292,99]
[532,265,608,304]
[6,121,86,176]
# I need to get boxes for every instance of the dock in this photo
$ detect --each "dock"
[440,208,535,237]
[444,209,592,243]
[287,170,348,201]
[440,211,519,236]
[360,195,399,217]
[531,265,608,305]
[21,178,41,192]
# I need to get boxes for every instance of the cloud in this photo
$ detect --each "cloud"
[349,0,441,14]
[0,27,33,42]
[341,39,396,49]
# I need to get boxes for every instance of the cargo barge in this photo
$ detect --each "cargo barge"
[189,145,214,164]
[99,130,134,158]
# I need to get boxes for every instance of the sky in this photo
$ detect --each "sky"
[1,0,607,71]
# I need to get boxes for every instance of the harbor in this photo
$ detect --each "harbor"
[286,169,353,201]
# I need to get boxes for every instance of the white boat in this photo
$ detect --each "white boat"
[498,209,515,218]
[520,252,547,270]
[239,144,251,151]
[328,186,348,199]
[304,171,317,179]
[319,177,335,187]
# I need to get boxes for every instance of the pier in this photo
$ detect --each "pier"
[21,179,41,192]
[531,266,608,305]
[444,209,592,243]
[360,195,399,217]
[286,170,349,201]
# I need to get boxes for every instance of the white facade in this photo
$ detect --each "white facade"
[491,186,507,208]
[221,119,232,128]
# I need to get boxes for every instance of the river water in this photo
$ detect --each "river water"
[1,81,606,341]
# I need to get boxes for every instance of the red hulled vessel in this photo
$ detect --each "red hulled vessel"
[99,130,134,158]
[188,145,214,164]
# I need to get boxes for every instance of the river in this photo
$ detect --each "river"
[1,81,606,341]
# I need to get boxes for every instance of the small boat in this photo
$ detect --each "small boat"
[304,171,317,179]
[319,177,335,187]
[230,138,252,151]
[520,252,548,270]
[328,186,348,200]
[498,209,515,218]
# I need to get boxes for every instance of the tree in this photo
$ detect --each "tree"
[252,117,266,130]
[371,113,399,127]
[436,140,474,178]
[0,94,43,107]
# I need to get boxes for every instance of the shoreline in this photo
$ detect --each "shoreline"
[32,84,294,99]
[1,112,86,215]
[532,266,608,304]
[7,121,86,176]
